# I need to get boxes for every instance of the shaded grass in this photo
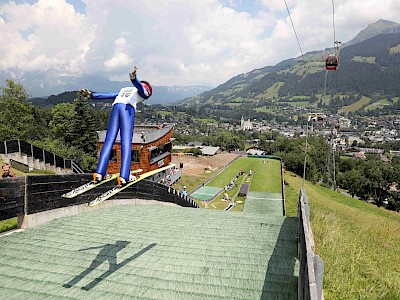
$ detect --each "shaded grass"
[284,172,400,300]
[283,176,299,217]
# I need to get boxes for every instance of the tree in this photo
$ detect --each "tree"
[71,95,99,171]
[342,169,367,198]
[50,103,75,146]
[0,79,48,141]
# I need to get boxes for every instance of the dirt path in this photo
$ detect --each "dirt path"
[171,153,239,176]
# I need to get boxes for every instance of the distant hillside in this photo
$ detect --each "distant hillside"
[26,85,211,108]
[181,20,400,116]
[1,71,211,105]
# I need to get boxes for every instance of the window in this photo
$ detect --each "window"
[131,150,140,163]
[109,149,117,162]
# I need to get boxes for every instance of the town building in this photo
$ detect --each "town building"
[240,116,253,130]
[96,124,174,174]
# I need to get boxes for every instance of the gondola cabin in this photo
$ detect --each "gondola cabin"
[96,124,174,174]
[325,54,338,70]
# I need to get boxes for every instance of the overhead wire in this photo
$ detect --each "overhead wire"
[331,0,338,189]
[283,0,305,61]
[332,0,337,54]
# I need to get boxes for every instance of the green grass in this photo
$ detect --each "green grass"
[206,157,281,192]
[339,96,371,113]
[226,102,242,107]
[173,171,217,194]
[255,106,275,113]
[0,159,26,177]
[256,82,284,99]
[0,218,18,233]
[280,101,309,107]
[249,159,282,193]
[157,111,173,117]
[352,56,376,64]
[364,99,390,111]
[285,172,400,300]
[389,44,400,54]
[290,96,310,100]
[194,118,218,124]
[175,157,283,211]
[339,155,351,160]
[0,159,55,176]
[283,176,298,217]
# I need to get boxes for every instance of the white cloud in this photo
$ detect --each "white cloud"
[104,37,133,71]
[1,0,400,89]
[0,0,93,73]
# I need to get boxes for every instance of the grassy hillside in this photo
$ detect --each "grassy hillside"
[284,172,400,300]
[339,96,371,113]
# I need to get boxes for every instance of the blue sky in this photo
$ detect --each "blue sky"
[1,0,399,88]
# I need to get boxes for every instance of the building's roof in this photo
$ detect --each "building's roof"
[0,204,298,299]
[97,124,174,144]
[199,146,220,156]
[247,149,265,156]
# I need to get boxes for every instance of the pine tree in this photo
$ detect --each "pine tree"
[71,94,98,158]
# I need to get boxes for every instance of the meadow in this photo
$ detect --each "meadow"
[284,171,400,300]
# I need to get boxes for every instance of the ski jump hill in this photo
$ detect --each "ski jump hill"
[0,156,323,299]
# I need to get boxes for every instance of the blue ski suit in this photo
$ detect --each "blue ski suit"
[92,77,151,181]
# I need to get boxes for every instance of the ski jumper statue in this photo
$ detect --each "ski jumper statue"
[78,66,152,186]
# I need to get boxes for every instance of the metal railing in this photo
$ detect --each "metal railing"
[167,185,199,208]
[0,139,83,174]
[298,188,324,300]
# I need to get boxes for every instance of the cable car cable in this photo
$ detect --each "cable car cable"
[284,0,305,61]
[332,0,337,54]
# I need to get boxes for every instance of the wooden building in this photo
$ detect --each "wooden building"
[97,124,174,174]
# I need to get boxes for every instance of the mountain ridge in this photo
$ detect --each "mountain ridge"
[178,19,400,117]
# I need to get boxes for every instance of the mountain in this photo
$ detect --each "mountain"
[0,70,211,105]
[180,20,400,117]
[345,19,400,47]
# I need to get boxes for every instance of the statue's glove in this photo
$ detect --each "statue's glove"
[77,88,93,99]
[129,65,137,80]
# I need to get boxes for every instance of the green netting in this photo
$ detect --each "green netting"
[0,205,298,299]
[244,192,284,216]
[190,186,223,201]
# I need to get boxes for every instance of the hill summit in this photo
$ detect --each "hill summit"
[346,19,400,47]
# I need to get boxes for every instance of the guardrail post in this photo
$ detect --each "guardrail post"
[18,139,21,154]
[31,143,34,158]
[4,140,7,155]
